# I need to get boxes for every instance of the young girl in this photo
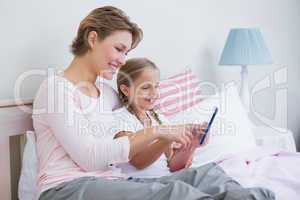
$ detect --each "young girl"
[113,57,206,177]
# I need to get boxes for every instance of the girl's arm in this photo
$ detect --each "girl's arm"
[167,143,197,172]
[168,123,209,172]
[129,139,171,169]
[114,130,169,169]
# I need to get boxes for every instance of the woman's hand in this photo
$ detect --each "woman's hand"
[157,125,194,150]
[114,131,132,139]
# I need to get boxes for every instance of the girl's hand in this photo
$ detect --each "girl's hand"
[168,143,196,172]
[184,155,193,168]
[191,122,209,148]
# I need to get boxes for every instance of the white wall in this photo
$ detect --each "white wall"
[1,0,300,149]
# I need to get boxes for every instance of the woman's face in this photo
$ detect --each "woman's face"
[90,30,132,80]
[126,68,160,111]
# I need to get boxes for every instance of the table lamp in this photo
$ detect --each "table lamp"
[219,28,273,110]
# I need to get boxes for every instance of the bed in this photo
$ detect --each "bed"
[1,70,300,200]
[0,99,33,200]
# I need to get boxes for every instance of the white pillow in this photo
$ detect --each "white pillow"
[18,131,38,200]
[167,83,257,167]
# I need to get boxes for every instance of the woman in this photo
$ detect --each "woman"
[33,6,275,200]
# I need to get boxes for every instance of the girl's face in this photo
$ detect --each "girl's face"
[89,30,132,80]
[123,67,160,111]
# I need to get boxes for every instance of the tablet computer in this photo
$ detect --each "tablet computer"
[199,107,218,145]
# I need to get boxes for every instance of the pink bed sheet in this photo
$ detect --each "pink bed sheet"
[216,147,300,199]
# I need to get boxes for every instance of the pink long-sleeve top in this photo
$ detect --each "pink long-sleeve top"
[32,75,130,198]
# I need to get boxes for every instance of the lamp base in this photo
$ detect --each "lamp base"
[240,65,250,111]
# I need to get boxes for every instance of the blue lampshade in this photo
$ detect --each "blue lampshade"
[219,28,273,65]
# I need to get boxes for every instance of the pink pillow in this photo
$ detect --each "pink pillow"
[154,69,203,116]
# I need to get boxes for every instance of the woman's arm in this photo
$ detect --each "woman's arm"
[118,122,211,170]
[33,81,164,172]
[115,126,194,169]
[34,79,197,172]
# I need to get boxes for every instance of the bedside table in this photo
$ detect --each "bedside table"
[253,126,297,152]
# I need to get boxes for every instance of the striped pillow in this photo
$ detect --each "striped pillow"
[154,68,203,116]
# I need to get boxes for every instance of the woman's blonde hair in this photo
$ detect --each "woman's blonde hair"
[71,6,143,56]
[117,57,162,125]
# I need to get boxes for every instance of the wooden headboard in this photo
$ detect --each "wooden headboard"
[0,99,33,200]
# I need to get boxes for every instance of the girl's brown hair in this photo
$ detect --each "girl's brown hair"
[117,57,162,125]
[71,6,143,56]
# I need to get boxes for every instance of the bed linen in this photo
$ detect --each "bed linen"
[192,146,300,199]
